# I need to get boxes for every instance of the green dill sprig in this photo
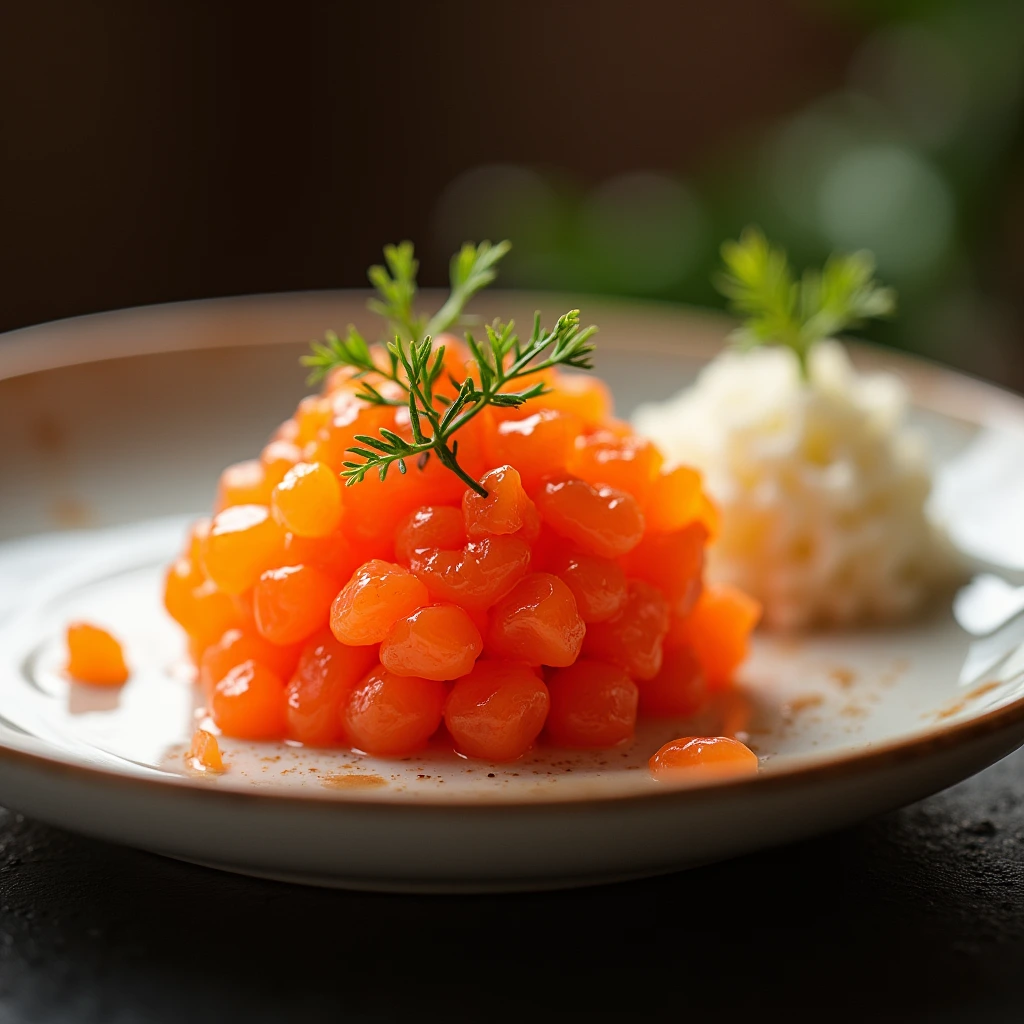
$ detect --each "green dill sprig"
[342,310,596,496]
[302,240,512,384]
[366,242,422,343]
[715,226,896,375]
[426,240,512,340]
[301,240,596,497]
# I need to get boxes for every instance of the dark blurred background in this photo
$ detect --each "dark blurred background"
[2,0,1023,385]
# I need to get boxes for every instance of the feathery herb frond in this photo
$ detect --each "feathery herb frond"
[302,240,597,496]
[367,242,422,343]
[716,226,896,374]
[426,240,513,339]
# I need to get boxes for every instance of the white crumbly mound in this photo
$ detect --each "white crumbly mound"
[633,341,952,630]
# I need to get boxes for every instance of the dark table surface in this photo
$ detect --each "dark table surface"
[1,748,1022,1024]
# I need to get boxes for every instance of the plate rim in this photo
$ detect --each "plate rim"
[3,290,1024,811]
[4,287,1024,431]
[0,685,1021,812]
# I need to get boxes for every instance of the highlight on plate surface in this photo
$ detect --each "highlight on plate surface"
[61,230,938,783]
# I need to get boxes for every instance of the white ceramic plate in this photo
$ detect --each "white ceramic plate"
[3,292,1024,893]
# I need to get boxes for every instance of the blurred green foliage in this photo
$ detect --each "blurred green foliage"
[432,0,1024,378]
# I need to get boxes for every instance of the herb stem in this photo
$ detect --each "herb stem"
[443,393,498,446]
[437,443,488,497]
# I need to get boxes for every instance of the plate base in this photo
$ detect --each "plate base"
[166,853,690,893]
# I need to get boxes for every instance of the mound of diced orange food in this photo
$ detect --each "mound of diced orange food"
[163,338,760,761]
